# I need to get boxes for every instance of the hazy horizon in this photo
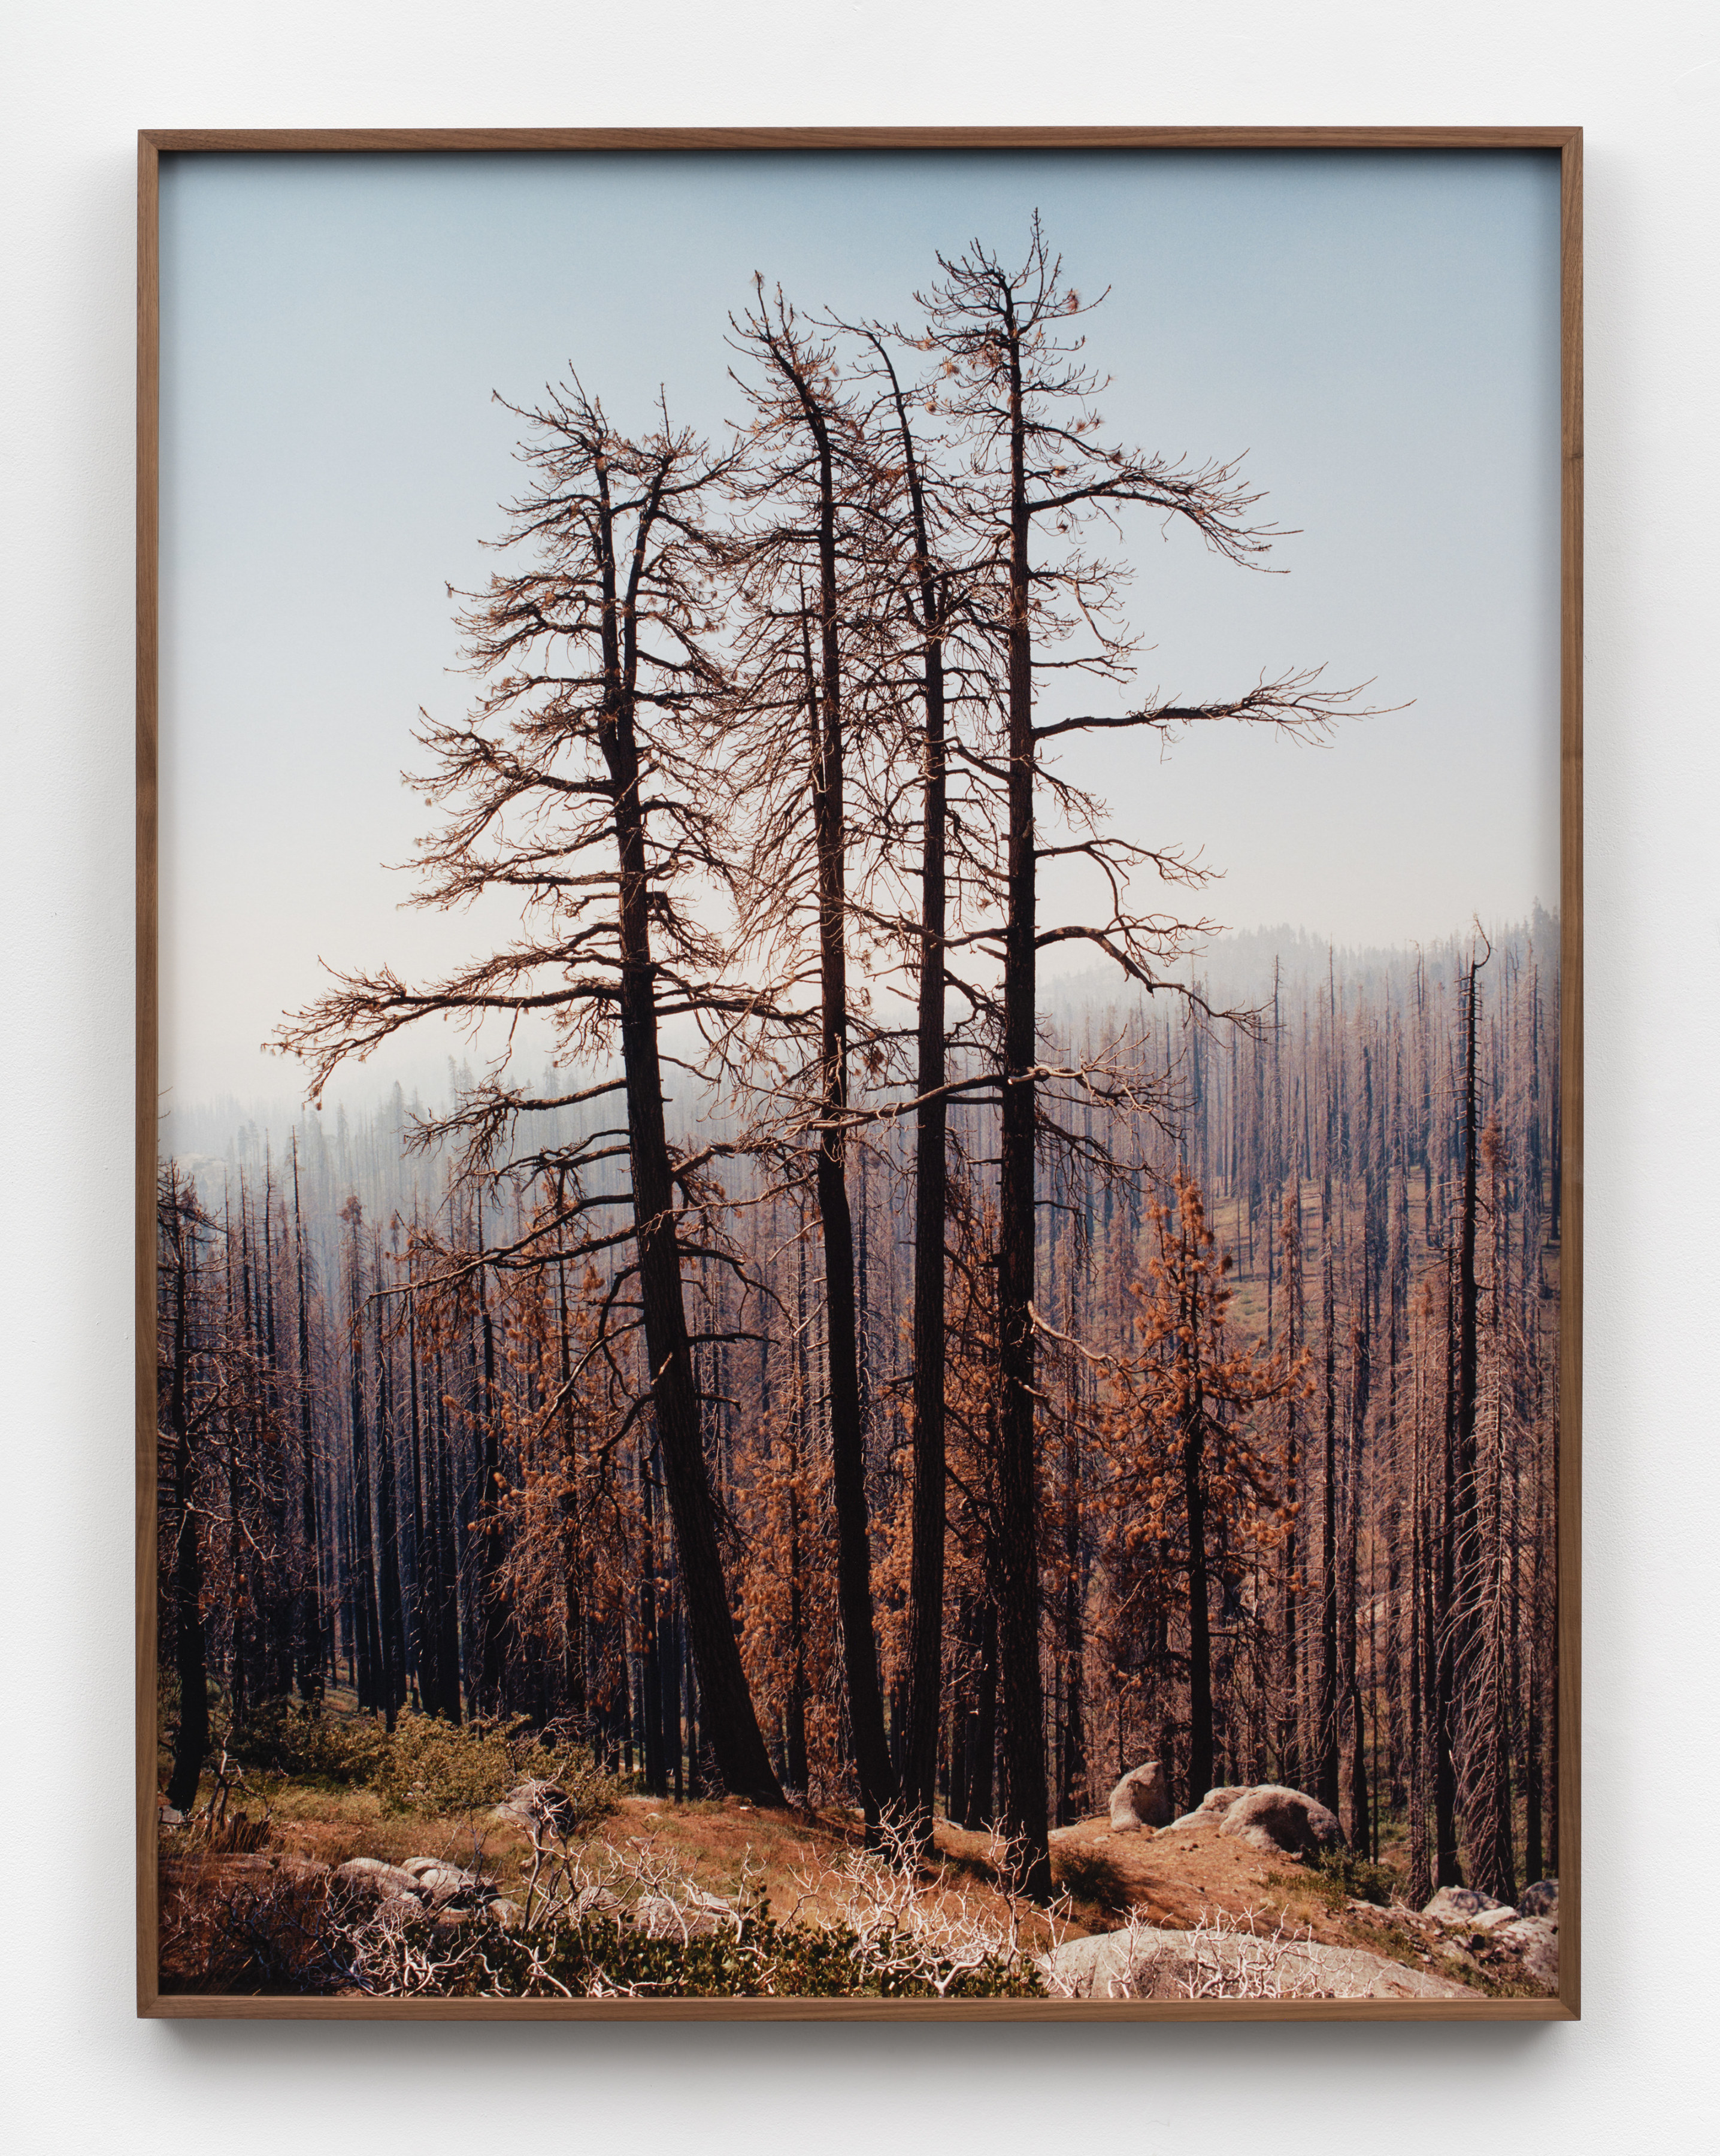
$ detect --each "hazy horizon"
[162,908,1559,1157]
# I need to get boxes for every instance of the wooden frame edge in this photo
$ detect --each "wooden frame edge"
[1556,124,1583,2024]
[141,1995,1574,2022]
[137,125,1583,155]
[137,128,162,2022]
[136,124,1582,2025]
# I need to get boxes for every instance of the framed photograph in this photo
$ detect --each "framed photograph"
[137,126,1580,2019]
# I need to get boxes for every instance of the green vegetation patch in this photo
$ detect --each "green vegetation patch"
[379,1911,1046,2001]
[223,1701,617,1826]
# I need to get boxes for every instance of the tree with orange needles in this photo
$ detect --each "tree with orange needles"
[1100,1171,1306,1809]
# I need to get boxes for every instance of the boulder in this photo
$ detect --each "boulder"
[1218,1785,1345,1857]
[483,1897,524,1930]
[494,1779,577,1839]
[1519,1879,1558,1919]
[1423,1885,1509,1927]
[400,1858,495,1907]
[1109,1761,1174,1831]
[1467,1904,1521,1934]
[1495,1915,1559,1987]
[1168,1786,1250,1832]
[333,1858,425,1904]
[1044,1925,1475,2001]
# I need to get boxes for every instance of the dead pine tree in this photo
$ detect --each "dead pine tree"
[832,311,1005,1843]
[720,286,897,1824]
[1276,1186,1305,1788]
[913,214,1359,1895]
[288,1132,326,1704]
[159,1167,212,1814]
[277,382,783,1803]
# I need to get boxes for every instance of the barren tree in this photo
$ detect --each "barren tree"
[719,286,898,1822]
[913,216,1356,1892]
[277,382,783,1801]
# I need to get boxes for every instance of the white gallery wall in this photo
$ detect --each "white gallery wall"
[1,5,1713,2149]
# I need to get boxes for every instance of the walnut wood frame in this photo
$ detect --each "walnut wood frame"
[135,125,1582,2023]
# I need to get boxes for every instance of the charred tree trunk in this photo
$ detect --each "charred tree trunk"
[1277,1189,1303,1788]
[1315,1247,1340,1814]
[474,1219,508,1719]
[1182,1380,1215,1810]
[289,1137,325,1706]
[603,618,784,1803]
[965,1596,999,1829]
[995,317,1052,1898]
[794,387,897,1828]
[343,1204,381,1713]
[373,1288,406,1728]
[165,1191,207,1813]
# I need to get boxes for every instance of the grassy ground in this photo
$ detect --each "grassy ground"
[158,1689,1548,1997]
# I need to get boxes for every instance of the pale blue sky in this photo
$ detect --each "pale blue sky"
[158,147,1561,1112]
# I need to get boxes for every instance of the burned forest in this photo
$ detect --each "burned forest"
[155,216,1562,1996]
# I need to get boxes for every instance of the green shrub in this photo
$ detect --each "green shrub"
[1052,1843,1128,1912]
[220,1700,617,1825]
[226,1699,390,1786]
[374,1912,1045,2001]
[1307,1846,1400,1907]
[370,1711,617,1823]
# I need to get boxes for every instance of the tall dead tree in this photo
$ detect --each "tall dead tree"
[916,216,1354,1891]
[277,383,783,1801]
[160,1168,211,1813]
[722,287,895,1822]
[289,1134,325,1704]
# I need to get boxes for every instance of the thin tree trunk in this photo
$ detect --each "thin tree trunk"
[165,1191,207,1813]
[995,320,1052,1897]
[290,1136,325,1706]
[602,589,784,1801]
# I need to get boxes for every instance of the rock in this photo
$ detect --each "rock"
[1519,1879,1558,1919]
[1109,1761,1174,1831]
[1467,1904,1522,1933]
[400,1858,494,1907]
[333,1858,425,1903]
[1423,1885,1509,1926]
[494,1779,577,1839]
[484,1897,524,1930]
[159,1805,185,1828]
[1044,1925,1476,2001]
[1495,1915,1559,1987]
[1218,1785,1346,1857]
[1168,1786,1250,1832]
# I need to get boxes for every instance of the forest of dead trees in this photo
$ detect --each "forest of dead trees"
[156,217,1561,1915]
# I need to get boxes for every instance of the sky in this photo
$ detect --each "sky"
[158,147,1562,1118]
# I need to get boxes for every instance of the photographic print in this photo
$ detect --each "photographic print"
[140,131,1579,2016]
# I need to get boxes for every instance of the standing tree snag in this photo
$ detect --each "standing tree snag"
[721,286,897,1821]
[276,383,783,1803]
[861,325,958,1839]
[160,1168,211,1815]
[917,217,1359,1895]
[838,313,1003,1840]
